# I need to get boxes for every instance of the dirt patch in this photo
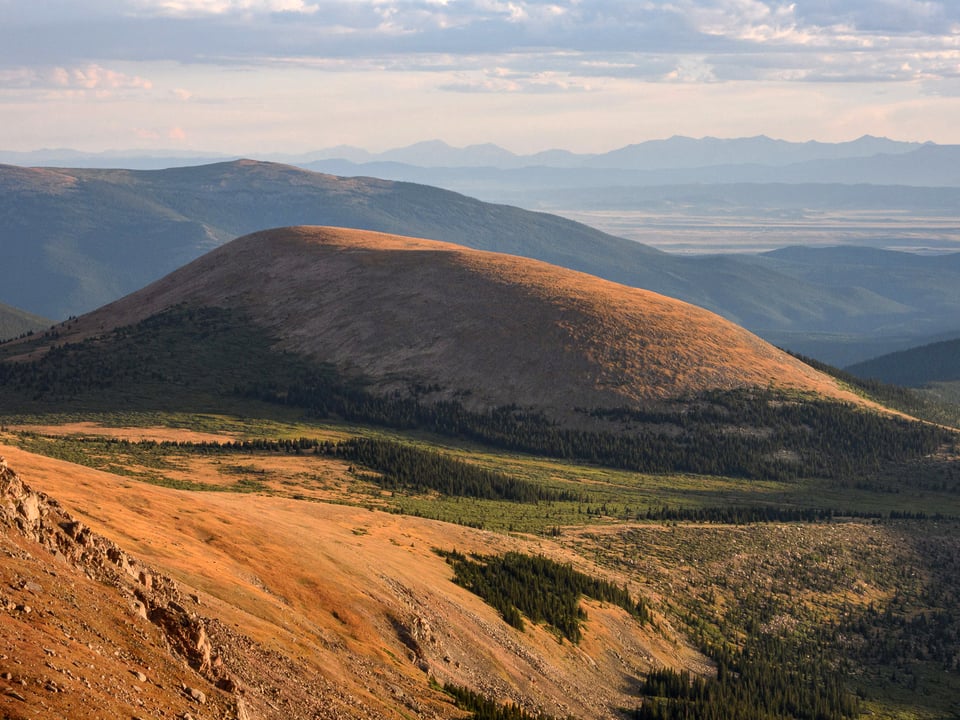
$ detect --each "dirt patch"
[13,422,240,444]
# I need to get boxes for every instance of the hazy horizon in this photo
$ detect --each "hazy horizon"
[3,1,960,155]
[0,132,942,160]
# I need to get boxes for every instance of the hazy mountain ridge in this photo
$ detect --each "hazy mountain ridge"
[0,134,926,172]
[846,337,960,387]
[0,160,660,320]
[0,302,50,342]
[3,159,959,367]
[301,135,925,170]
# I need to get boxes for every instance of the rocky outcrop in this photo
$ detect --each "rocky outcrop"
[0,456,233,697]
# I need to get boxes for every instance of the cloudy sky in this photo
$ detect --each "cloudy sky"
[2,0,959,153]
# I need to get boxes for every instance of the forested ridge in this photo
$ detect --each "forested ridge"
[0,305,954,485]
[264,381,953,482]
[789,349,960,428]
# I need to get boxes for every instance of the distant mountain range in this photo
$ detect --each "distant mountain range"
[3,159,960,366]
[298,135,927,170]
[0,134,927,172]
[301,143,960,208]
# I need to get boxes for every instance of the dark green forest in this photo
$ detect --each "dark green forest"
[437,550,650,643]
[443,682,574,720]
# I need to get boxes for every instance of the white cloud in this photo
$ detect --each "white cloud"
[684,0,799,40]
[664,57,719,82]
[441,67,592,93]
[0,64,153,93]
[130,0,317,16]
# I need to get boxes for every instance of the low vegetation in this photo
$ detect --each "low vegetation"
[4,412,960,717]
[443,682,575,720]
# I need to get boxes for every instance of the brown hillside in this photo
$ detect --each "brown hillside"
[0,446,703,719]
[36,225,856,414]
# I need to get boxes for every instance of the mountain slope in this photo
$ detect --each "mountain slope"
[0,160,950,348]
[1,444,685,720]
[0,302,49,341]
[0,160,662,320]
[846,336,960,387]
[25,226,852,415]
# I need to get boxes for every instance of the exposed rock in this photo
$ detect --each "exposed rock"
[17,494,39,524]
[149,606,213,675]
[0,457,226,693]
[184,685,206,704]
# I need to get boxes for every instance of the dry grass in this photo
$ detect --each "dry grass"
[11,226,860,416]
[1,443,705,719]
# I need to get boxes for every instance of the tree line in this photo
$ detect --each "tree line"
[267,374,952,482]
[84,435,580,504]
[443,682,575,720]
[1,304,953,483]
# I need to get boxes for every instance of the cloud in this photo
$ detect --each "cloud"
[0,64,153,93]
[130,0,318,16]
[440,67,593,93]
[1,0,959,89]
[793,0,959,34]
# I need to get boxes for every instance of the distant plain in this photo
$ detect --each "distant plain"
[547,208,960,255]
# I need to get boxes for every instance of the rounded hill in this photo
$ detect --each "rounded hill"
[63,225,852,417]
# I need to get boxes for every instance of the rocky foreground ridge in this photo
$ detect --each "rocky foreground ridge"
[0,448,685,719]
[0,456,449,720]
[1,454,264,718]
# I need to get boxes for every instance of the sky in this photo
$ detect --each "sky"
[2,0,960,154]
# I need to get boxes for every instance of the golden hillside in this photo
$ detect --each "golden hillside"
[48,225,854,415]
[0,443,701,720]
